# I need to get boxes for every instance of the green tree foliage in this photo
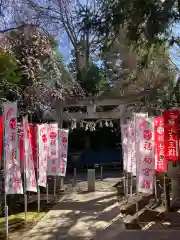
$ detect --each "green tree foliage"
[80,63,108,96]
[0,51,21,106]
[0,52,20,85]
[94,0,180,47]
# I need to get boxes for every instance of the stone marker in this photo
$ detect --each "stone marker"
[87,169,95,192]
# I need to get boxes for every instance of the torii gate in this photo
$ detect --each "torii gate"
[52,91,150,125]
[46,91,180,208]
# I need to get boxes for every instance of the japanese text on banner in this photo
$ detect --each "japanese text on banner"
[37,124,49,187]
[164,110,179,161]
[154,117,167,172]
[47,123,58,176]
[23,118,37,192]
[128,120,136,176]
[58,129,69,177]
[121,124,129,172]
[3,102,23,194]
[134,112,148,176]
[28,124,37,168]
[135,114,155,194]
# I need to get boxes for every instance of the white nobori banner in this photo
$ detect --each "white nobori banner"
[37,124,49,187]
[128,120,136,176]
[3,102,23,194]
[58,129,69,177]
[121,124,130,172]
[135,113,155,194]
[47,123,59,176]
[22,117,37,192]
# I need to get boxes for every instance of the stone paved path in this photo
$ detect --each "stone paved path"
[11,177,180,240]
[18,179,125,240]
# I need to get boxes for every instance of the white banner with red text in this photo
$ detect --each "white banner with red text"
[24,119,37,192]
[3,102,23,194]
[121,124,129,172]
[58,129,69,177]
[128,120,136,176]
[134,113,155,194]
[37,124,49,187]
[47,123,59,176]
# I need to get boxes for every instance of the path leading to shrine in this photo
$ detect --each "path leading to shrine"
[9,174,180,240]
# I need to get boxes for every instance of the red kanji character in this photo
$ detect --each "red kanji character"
[60,161,65,167]
[9,118,16,129]
[44,145,48,151]
[62,137,67,143]
[144,142,152,151]
[10,133,16,141]
[139,120,149,131]
[42,134,47,143]
[62,143,67,150]
[142,168,151,176]
[51,151,56,156]
[143,156,152,164]
[50,132,57,139]
[13,179,21,190]
[51,167,56,173]
[141,180,151,189]
[12,149,16,159]
[52,159,56,164]
[51,140,56,146]
[62,153,67,158]
[143,130,152,140]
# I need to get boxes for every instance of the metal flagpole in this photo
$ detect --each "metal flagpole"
[36,127,40,212]
[73,167,76,185]
[120,118,127,197]
[134,113,139,224]
[154,174,158,202]
[46,181,49,203]
[54,176,56,197]
[3,108,8,239]
[130,120,133,197]
[22,120,27,221]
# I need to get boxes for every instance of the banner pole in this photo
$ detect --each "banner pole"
[154,174,158,202]
[130,119,133,197]
[46,182,49,203]
[54,176,56,197]
[4,152,8,239]
[73,167,76,184]
[36,142,40,212]
[3,107,8,239]
[130,173,133,197]
[23,121,27,222]
[134,113,139,224]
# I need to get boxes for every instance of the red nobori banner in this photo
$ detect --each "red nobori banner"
[164,110,179,161]
[154,116,167,172]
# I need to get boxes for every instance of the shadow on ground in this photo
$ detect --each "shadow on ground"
[20,191,124,240]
